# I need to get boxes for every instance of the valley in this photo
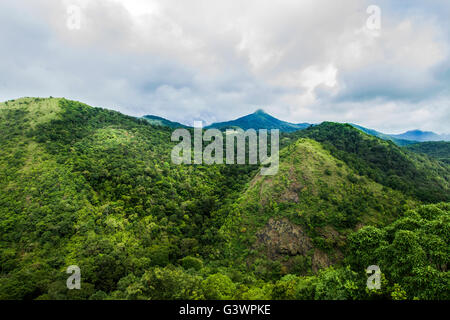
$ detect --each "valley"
[0,97,448,300]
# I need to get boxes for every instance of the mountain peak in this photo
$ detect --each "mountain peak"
[405,129,432,134]
[205,109,311,132]
[391,129,446,142]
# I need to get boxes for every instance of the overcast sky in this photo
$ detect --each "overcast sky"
[1,0,449,133]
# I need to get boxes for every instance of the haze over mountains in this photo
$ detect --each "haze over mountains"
[390,130,450,142]
[143,109,450,144]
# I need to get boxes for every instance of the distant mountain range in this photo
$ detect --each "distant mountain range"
[142,109,449,144]
[143,109,310,132]
[350,126,450,145]
[349,124,416,146]
[390,130,450,142]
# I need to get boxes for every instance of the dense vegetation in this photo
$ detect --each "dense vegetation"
[0,98,448,300]
[267,202,449,300]
[405,141,450,165]
[284,122,450,203]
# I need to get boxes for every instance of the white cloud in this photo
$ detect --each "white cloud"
[0,0,449,133]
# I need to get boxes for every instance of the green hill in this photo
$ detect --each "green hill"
[0,97,255,299]
[142,115,188,128]
[283,122,450,203]
[219,138,416,277]
[0,97,448,300]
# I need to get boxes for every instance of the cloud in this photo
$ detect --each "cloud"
[0,0,449,133]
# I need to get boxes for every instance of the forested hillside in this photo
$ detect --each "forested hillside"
[405,141,450,165]
[0,98,448,300]
[0,98,255,299]
[283,123,450,203]
[219,137,416,276]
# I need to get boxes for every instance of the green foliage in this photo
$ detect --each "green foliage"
[201,273,236,299]
[180,256,204,271]
[220,138,415,275]
[139,266,203,299]
[347,203,449,300]
[0,98,448,300]
[405,141,450,165]
[0,98,255,299]
[285,122,450,203]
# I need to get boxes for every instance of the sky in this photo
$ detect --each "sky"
[0,0,449,134]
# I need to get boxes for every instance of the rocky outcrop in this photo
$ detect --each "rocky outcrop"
[255,218,313,258]
[254,217,335,273]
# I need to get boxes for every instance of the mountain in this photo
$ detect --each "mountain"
[142,111,448,147]
[141,111,448,147]
[390,129,450,142]
[142,115,188,128]
[283,122,450,203]
[351,125,450,145]
[206,109,311,132]
[0,97,448,300]
[350,124,417,146]
[220,122,449,298]
[220,138,415,274]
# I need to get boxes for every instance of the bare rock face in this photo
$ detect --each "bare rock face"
[255,218,313,259]
[311,249,332,272]
[255,217,334,272]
